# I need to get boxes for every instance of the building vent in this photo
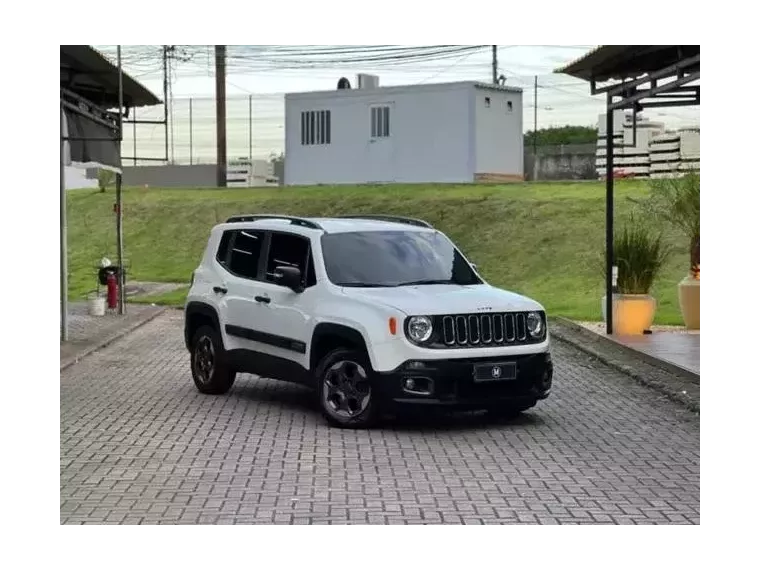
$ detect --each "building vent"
[337,77,351,89]
[357,73,379,89]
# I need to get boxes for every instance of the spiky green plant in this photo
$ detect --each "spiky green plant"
[97,168,116,193]
[632,171,699,277]
[610,215,670,295]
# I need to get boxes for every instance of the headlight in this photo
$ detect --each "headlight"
[407,316,433,343]
[526,311,544,337]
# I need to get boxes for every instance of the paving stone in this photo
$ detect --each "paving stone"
[61,312,700,525]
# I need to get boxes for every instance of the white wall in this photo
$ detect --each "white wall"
[473,87,523,176]
[285,83,473,185]
[64,165,97,189]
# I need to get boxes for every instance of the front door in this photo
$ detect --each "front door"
[367,103,395,183]
[249,230,318,371]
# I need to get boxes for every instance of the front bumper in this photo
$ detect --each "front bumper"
[371,352,553,410]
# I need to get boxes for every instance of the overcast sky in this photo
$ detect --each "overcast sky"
[97,45,701,163]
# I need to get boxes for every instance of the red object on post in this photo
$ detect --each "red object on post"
[106,272,119,310]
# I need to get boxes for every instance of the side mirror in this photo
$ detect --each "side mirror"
[274,265,303,292]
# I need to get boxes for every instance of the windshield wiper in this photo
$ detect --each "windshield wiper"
[337,282,394,288]
[395,279,455,286]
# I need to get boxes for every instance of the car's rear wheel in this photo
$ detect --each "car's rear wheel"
[190,325,236,395]
[316,348,379,429]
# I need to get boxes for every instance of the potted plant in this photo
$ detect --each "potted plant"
[601,215,669,335]
[633,172,699,329]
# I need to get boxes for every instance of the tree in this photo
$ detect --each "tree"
[524,125,597,147]
[269,152,284,185]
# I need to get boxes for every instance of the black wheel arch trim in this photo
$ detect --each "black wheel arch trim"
[310,322,370,372]
[184,302,222,351]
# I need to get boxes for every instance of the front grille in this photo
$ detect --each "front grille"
[431,311,543,349]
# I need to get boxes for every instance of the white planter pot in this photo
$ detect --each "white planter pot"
[88,295,106,317]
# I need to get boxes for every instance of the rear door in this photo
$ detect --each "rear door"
[216,228,268,353]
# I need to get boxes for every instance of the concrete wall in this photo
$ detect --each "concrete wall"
[284,83,474,185]
[64,166,98,190]
[524,143,597,181]
[121,164,217,188]
[117,145,595,188]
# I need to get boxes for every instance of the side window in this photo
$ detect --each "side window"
[265,232,317,288]
[301,110,331,145]
[227,230,264,280]
[370,106,390,138]
[216,230,235,267]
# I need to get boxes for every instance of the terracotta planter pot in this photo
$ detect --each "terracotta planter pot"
[601,294,657,335]
[678,275,700,330]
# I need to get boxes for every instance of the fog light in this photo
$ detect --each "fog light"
[402,376,433,395]
[406,361,425,370]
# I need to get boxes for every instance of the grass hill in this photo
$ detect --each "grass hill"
[66,181,689,324]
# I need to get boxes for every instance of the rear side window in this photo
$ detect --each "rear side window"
[223,230,265,280]
[216,230,235,266]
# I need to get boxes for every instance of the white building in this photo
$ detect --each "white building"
[226,157,279,187]
[595,112,700,179]
[284,77,524,185]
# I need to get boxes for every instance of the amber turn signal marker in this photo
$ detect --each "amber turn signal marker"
[388,317,397,335]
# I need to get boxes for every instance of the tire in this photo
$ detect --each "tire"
[190,325,236,395]
[316,348,379,429]
[485,400,536,419]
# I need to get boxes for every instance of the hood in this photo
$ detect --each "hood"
[340,284,543,315]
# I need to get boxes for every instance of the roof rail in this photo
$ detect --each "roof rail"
[336,215,434,229]
[225,214,323,230]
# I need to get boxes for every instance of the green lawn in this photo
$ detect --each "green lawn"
[66,181,690,324]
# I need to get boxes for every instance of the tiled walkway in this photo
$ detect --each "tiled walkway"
[61,312,700,525]
[615,332,699,376]
[60,302,165,368]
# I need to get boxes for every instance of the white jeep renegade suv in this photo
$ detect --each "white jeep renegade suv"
[184,214,553,428]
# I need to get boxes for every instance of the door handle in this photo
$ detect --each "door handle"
[255,295,271,304]
[213,286,228,294]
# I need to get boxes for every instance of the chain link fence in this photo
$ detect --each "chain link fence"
[122,94,285,166]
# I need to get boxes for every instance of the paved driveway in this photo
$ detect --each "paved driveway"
[60,312,700,524]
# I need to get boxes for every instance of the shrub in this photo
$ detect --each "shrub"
[633,172,699,278]
[97,169,116,193]
[611,215,670,295]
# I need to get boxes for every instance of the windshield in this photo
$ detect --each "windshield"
[321,230,482,287]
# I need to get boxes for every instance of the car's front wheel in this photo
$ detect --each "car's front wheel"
[190,325,236,395]
[316,348,379,429]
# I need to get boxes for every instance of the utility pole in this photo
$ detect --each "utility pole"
[215,45,227,187]
[491,45,498,84]
[532,75,538,181]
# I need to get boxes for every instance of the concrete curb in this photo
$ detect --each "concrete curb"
[550,317,700,413]
[60,307,168,371]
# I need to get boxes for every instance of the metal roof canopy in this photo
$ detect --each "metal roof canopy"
[555,45,700,335]
[60,46,161,341]
[61,45,160,109]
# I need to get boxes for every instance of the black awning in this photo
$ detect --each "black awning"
[62,107,121,170]
[555,45,700,83]
[61,85,122,169]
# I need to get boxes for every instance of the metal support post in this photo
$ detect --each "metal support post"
[605,94,614,335]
